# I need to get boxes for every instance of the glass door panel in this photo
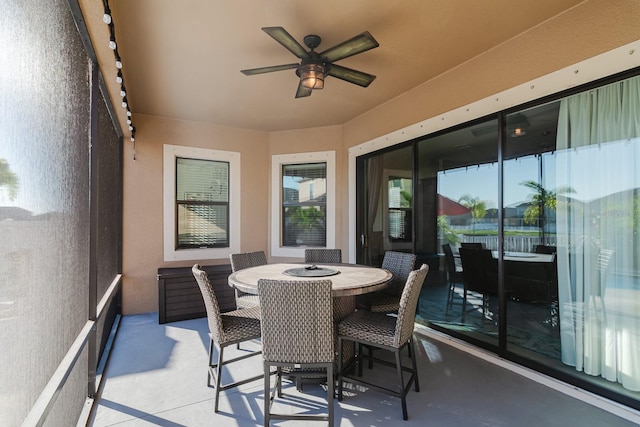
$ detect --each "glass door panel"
[416,119,499,349]
[356,145,413,267]
[503,102,562,362]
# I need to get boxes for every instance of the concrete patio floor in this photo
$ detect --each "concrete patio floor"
[88,313,640,426]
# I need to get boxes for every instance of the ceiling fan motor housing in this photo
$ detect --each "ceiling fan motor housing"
[303,34,322,50]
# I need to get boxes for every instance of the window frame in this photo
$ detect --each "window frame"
[175,156,230,249]
[281,162,328,248]
[387,175,413,242]
[163,144,240,261]
[271,151,336,258]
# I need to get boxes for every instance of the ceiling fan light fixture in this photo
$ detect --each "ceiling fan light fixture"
[300,62,325,89]
[511,127,526,137]
[508,113,531,138]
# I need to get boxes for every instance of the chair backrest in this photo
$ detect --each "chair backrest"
[230,250,267,272]
[394,264,429,347]
[461,242,486,249]
[596,248,614,273]
[459,247,490,294]
[258,279,334,364]
[533,245,557,254]
[480,249,498,295]
[504,256,556,303]
[381,251,417,296]
[304,248,342,264]
[442,243,459,279]
[192,264,224,342]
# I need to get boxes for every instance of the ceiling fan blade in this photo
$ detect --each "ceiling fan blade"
[262,27,309,59]
[319,31,379,63]
[295,81,312,98]
[327,64,376,87]
[241,63,299,75]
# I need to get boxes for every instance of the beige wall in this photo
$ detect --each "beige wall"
[121,0,640,315]
[122,115,269,314]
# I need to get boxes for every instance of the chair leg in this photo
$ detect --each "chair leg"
[337,337,344,401]
[410,338,419,392]
[214,345,224,413]
[445,279,454,311]
[462,287,468,322]
[276,367,283,398]
[395,349,408,421]
[263,362,270,427]
[327,363,335,427]
[207,338,214,387]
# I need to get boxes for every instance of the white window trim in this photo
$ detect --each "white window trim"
[163,144,241,261]
[271,151,336,258]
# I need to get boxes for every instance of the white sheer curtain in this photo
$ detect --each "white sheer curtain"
[556,75,640,391]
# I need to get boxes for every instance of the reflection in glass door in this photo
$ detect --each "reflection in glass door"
[356,73,640,409]
[356,145,413,267]
[416,119,499,349]
[503,102,563,363]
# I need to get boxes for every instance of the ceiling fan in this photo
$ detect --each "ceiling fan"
[241,26,379,98]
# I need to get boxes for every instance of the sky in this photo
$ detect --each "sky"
[438,138,639,207]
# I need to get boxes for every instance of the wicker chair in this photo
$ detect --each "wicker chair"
[442,243,464,312]
[304,247,355,378]
[230,251,266,309]
[533,244,557,254]
[459,247,497,320]
[337,264,429,421]
[359,251,417,313]
[258,278,335,427]
[191,264,263,413]
[304,248,342,264]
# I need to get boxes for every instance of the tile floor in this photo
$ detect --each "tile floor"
[89,313,640,427]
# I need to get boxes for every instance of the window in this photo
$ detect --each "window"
[176,157,229,249]
[387,176,412,241]
[164,145,240,261]
[282,163,327,247]
[271,151,335,257]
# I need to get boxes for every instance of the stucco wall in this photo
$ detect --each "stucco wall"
[122,115,269,314]
[121,0,640,315]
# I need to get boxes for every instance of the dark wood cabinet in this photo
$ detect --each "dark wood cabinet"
[157,264,235,324]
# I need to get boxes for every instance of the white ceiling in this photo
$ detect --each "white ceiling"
[108,0,586,132]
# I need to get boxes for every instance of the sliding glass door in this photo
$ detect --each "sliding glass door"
[417,119,499,348]
[355,72,640,409]
[503,103,562,363]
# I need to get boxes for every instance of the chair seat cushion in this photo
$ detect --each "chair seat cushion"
[220,306,262,344]
[338,310,399,348]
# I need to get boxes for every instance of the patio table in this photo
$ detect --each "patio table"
[228,262,392,372]
[493,251,555,263]
[228,263,392,298]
